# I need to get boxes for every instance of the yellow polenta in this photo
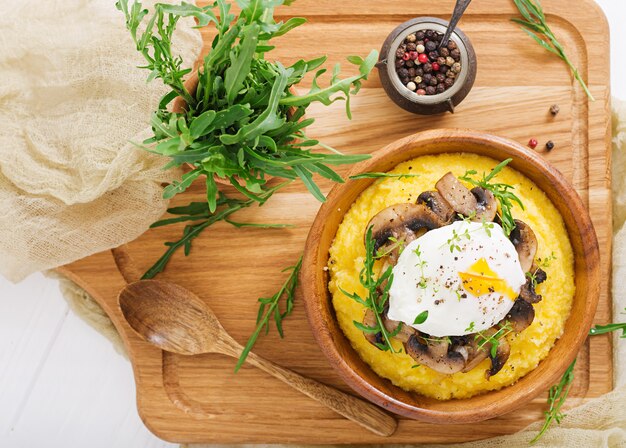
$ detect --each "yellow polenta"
[328,153,575,400]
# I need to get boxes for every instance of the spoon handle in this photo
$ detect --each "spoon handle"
[440,0,472,48]
[241,349,397,436]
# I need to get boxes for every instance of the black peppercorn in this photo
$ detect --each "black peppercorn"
[417,82,427,90]
[439,47,450,57]
[408,67,416,77]
[428,51,438,61]
[398,68,409,78]
[440,64,449,74]
[425,85,436,95]
[416,31,425,40]
[422,73,433,83]
[436,83,445,93]
[406,42,417,52]
[415,67,424,77]
[401,77,410,85]
[425,41,437,52]
[436,73,446,83]
[437,57,446,66]
[405,59,415,68]
[447,40,457,50]
[550,104,560,116]
[425,29,435,38]
[428,77,437,86]
[444,77,454,88]
[545,140,555,151]
[395,59,405,69]
[451,48,461,61]
[395,47,405,59]
[423,62,433,73]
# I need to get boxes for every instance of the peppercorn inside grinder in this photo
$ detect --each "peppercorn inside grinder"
[376,18,476,115]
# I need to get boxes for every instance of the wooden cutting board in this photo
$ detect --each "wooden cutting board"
[58,0,612,444]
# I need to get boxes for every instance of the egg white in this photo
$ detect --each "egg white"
[387,220,526,337]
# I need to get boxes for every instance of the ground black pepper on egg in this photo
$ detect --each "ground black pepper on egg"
[394,29,462,96]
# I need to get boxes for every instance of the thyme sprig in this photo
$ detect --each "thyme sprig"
[340,226,402,352]
[475,321,513,358]
[530,359,576,444]
[512,0,594,101]
[459,158,524,236]
[235,255,303,371]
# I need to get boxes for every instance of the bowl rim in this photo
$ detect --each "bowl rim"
[301,128,600,423]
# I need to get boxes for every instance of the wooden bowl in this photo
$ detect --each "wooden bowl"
[301,129,600,423]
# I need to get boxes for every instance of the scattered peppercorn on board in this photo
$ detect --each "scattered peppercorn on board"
[58,0,612,444]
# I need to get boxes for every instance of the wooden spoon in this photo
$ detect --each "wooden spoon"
[113,247,397,437]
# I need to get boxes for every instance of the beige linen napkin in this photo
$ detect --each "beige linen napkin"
[0,0,200,281]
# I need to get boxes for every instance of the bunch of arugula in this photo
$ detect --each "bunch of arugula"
[116,0,377,368]
[116,0,377,276]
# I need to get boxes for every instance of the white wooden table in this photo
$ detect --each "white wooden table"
[1,2,624,447]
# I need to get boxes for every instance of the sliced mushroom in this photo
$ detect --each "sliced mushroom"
[518,266,546,304]
[471,187,498,222]
[417,191,455,223]
[509,219,538,273]
[435,172,477,217]
[404,334,466,375]
[366,203,447,260]
[505,298,535,332]
[382,315,416,344]
[361,309,382,346]
[487,335,511,378]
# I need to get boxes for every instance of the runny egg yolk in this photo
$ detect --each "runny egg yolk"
[458,258,518,301]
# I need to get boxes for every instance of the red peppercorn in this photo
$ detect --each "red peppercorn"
[431,62,440,71]
[528,138,538,149]
[409,51,419,60]
[417,53,428,63]
[402,52,410,61]
[416,88,426,95]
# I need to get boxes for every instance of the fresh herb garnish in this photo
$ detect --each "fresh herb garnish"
[530,359,576,444]
[340,226,402,352]
[413,310,429,325]
[375,236,406,259]
[459,158,524,236]
[589,323,626,338]
[413,245,428,288]
[117,0,377,274]
[445,227,471,253]
[512,0,594,101]
[235,255,302,371]
[537,252,557,269]
[465,321,475,333]
[475,321,513,358]
[349,172,421,180]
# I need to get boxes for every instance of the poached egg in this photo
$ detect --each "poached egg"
[388,220,526,337]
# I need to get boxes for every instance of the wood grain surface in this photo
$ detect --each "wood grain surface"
[57,0,612,444]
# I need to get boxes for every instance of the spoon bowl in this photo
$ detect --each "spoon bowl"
[119,279,227,356]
